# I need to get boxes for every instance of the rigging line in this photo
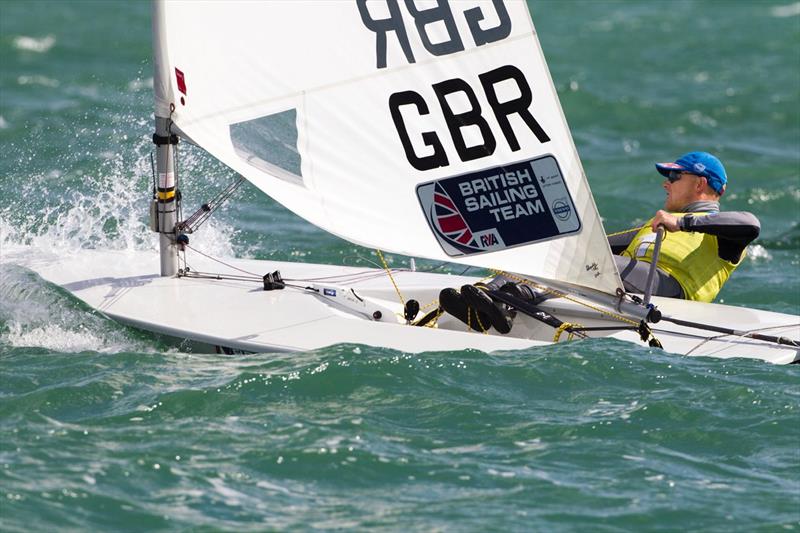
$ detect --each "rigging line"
[184,244,263,277]
[181,271,310,291]
[736,323,800,333]
[683,331,742,357]
[183,270,261,282]
[182,245,392,288]
[458,265,476,276]
[186,244,405,286]
[283,268,405,283]
[345,254,389,271]
[418,261,452,273]
[660,315,800,347]
[179,177,245,233]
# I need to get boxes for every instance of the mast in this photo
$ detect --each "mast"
[151,0,178,276]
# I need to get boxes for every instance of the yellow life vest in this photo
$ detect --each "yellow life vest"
[621,213,744,303]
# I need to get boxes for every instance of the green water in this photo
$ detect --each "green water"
[1,1,799,531]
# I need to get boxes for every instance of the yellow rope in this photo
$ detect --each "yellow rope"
[375,253,503,331]
[553,322,582,343]
[419,299,439,312]
[473,307,488,333]
[606,224,648,238]
[375,249,405,306]
[491,269,639,327]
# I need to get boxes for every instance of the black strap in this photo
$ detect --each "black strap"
[152,133,179,146]
[486,290,568,330]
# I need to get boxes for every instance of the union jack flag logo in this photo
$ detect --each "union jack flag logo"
[431,183,477,248]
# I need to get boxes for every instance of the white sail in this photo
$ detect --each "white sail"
[153,0,623,294]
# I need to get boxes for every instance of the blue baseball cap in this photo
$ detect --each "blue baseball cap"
[655,151,727,195]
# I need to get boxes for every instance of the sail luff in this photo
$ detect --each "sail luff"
[520,2,623,290]
[152,0,172,120]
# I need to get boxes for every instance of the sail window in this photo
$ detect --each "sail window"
[229,110,303,186]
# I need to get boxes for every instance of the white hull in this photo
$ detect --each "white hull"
[4,246,798,364]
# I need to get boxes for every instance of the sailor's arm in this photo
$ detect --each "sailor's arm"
[651,210,761,263]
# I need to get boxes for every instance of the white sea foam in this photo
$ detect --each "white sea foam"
[3,322,113,353]
[127,77,153,92]
[17,75,60,88]
[746,244,772,262]
[12,35,55,53]
[771,2,800,17]
[0,116,8,129]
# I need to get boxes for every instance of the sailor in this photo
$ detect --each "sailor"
[440,151,761,334]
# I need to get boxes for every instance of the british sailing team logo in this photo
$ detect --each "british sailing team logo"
[416,155,581,257]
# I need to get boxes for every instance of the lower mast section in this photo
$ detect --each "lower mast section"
[153,116,179,276]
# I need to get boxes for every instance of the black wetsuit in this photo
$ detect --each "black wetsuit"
[607,201,760,298]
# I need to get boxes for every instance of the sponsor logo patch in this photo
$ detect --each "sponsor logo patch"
[416,155,581,257]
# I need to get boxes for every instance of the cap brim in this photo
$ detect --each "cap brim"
[655,162,688,178]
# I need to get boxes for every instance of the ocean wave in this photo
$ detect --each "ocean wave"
[1,343,797,530]
[757,222,800,250]
[0,264,151,353]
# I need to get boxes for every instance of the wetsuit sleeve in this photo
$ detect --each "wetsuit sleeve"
[679,211,761,263]
[607,228,638,255]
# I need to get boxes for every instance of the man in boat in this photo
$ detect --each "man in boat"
[440,151,761,334]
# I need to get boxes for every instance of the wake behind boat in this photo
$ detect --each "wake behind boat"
[10,0,798,363]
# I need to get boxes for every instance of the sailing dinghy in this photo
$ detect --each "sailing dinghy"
[8,0,799,363]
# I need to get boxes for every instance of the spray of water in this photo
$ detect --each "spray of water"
[0,128,239,258]
[0,89,245,350]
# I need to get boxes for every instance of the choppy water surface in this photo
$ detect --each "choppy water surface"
[1,1,798,531]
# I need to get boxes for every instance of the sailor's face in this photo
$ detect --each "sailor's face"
[663,172,701,211]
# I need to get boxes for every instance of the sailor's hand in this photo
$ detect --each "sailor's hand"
[651,210,680,232]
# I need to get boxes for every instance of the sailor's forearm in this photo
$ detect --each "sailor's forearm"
[679,211,761,243]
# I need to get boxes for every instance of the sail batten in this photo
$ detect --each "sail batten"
[153,0,624,295]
